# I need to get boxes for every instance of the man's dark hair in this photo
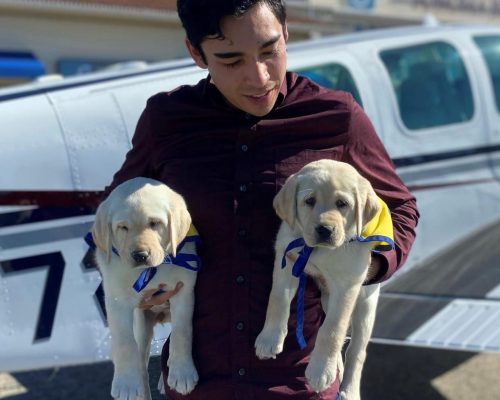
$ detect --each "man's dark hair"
[177,0,286,59]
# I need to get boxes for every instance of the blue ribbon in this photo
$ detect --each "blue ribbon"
[84,232,202,293]
[281,238,314,350]
[353,234,395,252]
[133,267,158,292]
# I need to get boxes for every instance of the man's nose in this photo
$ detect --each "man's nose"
[246,61,269,87]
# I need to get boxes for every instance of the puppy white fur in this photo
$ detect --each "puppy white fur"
[255,160,382,399]
[92,177,198,400]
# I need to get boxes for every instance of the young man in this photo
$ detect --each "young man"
[108,0,419,398]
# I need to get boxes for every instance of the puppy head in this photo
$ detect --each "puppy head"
[93,177,191,268]
[277,160,379,248]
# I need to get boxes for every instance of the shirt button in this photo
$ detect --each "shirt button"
[241,144,248,152]
[236,321,245,331]
[236,275,245,284]
[239,184,247,192]
[238,368,246,376]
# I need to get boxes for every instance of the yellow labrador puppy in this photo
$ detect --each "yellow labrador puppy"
[90,177,200,400]
[255,160,393,399]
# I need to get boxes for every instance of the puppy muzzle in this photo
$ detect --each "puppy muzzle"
[311,224,345,248]
[315,224,334,242]
[131,250,152,266]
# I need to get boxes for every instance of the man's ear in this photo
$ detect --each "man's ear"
[282,23,289,43]
[185,38,208,69]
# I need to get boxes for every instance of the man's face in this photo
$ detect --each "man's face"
[187,3,288,117]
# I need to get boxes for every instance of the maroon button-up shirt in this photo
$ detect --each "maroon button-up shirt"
[107,72,419,399]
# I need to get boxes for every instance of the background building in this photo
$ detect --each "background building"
[0,0,500,85]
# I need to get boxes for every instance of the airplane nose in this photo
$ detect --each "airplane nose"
[131,250,150,264]
[315,225,334,241]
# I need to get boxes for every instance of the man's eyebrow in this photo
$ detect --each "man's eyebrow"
[213,35,281,59]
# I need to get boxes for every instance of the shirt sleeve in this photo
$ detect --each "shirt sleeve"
[102,104,156,198]
[343,96,420,283]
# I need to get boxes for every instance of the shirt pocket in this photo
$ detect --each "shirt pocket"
[274,147,343,189]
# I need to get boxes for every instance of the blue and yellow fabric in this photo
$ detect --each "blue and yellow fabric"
[354,197,394,251]
[84,225,201,293]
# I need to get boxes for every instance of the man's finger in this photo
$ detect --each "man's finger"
[138,282,184,309]
[152,282,184,302]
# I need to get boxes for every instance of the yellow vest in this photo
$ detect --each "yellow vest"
[357,197,394,252]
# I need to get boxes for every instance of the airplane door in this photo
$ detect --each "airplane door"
[365,37,500,269]
[471,34,500,182]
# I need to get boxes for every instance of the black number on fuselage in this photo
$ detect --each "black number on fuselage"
[1,252,65,342]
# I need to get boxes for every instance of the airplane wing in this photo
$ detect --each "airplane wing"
[373,218,500,353]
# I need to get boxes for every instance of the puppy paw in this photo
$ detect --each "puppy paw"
[167,358,199,395]
[305,357,337,393]
[339,389,360,400]
[337,356,345,382]
[254,329,285,360]
[111,370,148,400]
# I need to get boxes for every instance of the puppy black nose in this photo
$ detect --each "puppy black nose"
[315,225,334,240]
[131,250,150,263]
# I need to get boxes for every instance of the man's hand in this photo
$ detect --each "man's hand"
[138,282,184,310]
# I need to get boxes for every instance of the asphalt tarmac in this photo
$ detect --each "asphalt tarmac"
[2,343,499,400]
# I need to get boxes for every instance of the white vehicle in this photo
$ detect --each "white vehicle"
[1,23,500,374]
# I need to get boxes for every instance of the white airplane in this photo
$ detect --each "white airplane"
[1,23,500,376]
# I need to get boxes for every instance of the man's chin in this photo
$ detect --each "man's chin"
[240,100,277,117]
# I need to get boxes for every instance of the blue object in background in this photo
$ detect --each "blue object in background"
[348,0,376,10]
[0,52,45,78]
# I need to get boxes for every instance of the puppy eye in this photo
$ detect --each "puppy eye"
[118,225,128,231]
[149,220,160,229]
[305,197,316,207]
[336,199,348,209]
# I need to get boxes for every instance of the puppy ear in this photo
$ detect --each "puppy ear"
[273,173,299,228]
[167,201,192,258]
[92,199,112,263]
[355,177,380,236]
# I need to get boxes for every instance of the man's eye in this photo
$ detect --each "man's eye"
[336,199,348,209]
[305,197,316,207]
[262,49,277,58]
[224,60,241,69]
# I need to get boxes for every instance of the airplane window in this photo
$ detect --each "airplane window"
[297,64,363,106]
[380,42,474,130]
[473,35,500,113]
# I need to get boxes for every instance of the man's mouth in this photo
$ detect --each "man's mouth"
[248,91,270,98]
[244,87,274,100]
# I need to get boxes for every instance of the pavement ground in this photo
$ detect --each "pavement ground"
[2,343,500,400]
